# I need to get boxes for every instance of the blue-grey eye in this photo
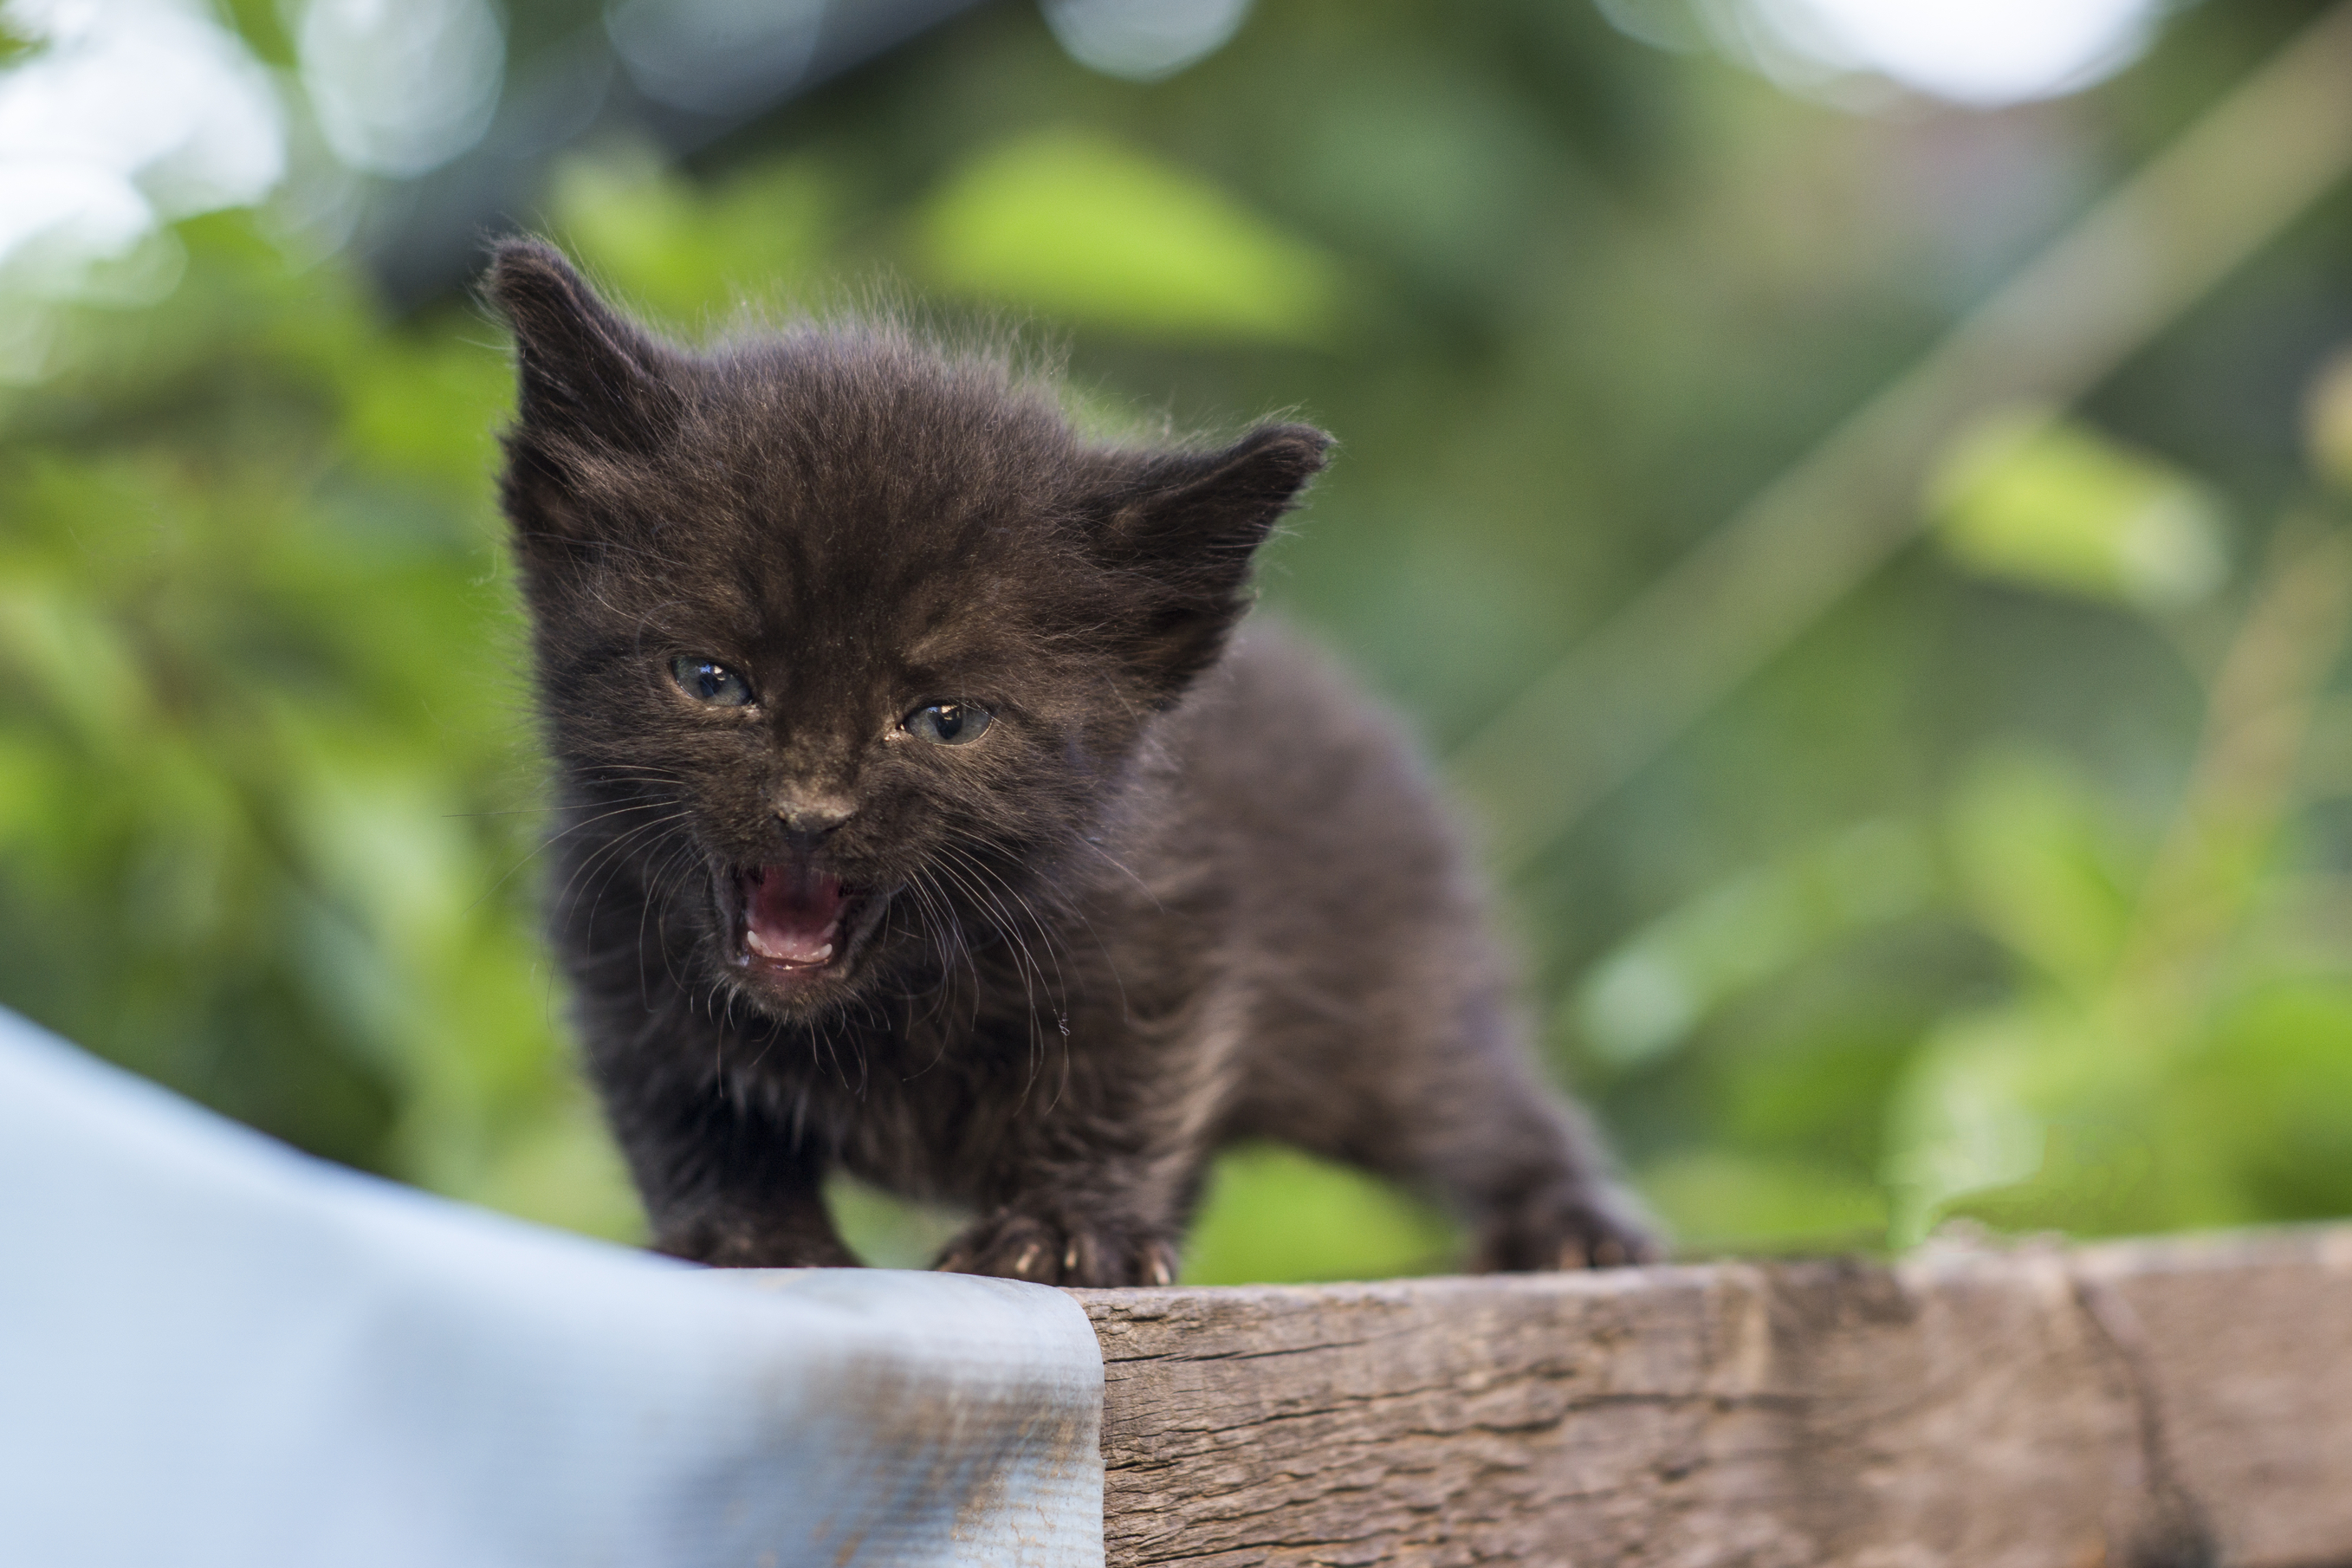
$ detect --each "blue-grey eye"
[904,701,991,745]
[671,656,753,707]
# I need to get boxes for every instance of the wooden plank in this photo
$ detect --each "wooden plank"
[1074,1227,2352,1567]
[2082,1229,2352,1568]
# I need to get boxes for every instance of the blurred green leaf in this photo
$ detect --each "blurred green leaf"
[1945,750,2137,992]
[2190,980,2352,1220]
[1637,1150,1888,1254]
[472,1084,645,1244]
[1267,64,1552,308]
[337,331,512,500]
[0,582,153,758]
[1184,1142,1459,1283]
[913,127,1345,345]
[1882,1001,2084,1247]
[1576,819,1936,1068]
[549,145,839,333]
[1928,406,2228,611]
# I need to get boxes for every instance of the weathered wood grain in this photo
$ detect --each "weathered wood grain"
[1073,1227,2352,1568]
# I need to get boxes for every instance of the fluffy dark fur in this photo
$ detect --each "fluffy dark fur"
[486,238,1654,1286]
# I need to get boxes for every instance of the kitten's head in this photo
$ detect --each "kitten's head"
[485,239,1327,1017]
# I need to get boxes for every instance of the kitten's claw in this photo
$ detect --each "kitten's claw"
[936,1208,1180,1287]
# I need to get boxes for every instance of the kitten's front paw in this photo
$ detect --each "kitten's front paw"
[1474,1182,1662,1272]
[936,1208,1180,1287]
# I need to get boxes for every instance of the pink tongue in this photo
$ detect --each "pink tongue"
[743,866,844,965]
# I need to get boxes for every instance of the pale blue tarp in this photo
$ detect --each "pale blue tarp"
[0,1008,1105,1568]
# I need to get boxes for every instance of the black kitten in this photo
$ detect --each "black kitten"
[486,239,1654,1286]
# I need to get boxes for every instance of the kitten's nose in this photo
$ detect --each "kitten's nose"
[774,794,855,847]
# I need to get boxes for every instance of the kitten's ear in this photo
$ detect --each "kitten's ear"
[485,238,682,565]
[483,237,677,453]
[1095,422,1332,693]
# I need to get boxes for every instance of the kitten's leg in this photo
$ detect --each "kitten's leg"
[647,1166,858,1269]
[600,1065,859,1269]
[932,1005,1228,1288]
[1249,986,1659,1271]
[930,1118,1194,1287]
[1410,999,1661,1271]
[1447,1092,1661,1272]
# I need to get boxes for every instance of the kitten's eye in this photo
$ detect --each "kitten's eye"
[904,701,992,746]
[671,656,754,708]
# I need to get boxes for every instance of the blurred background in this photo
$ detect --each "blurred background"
[5,0,2352,1281]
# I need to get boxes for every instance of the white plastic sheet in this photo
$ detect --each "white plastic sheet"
[0,1008,1105,1567]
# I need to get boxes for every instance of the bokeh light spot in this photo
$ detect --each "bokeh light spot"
[1746,0,2162,107]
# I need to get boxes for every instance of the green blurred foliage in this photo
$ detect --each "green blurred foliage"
[1930,409,2228,612]
[6,0,2352,1279]
[912,126,1348,345]
[0,217,640,1241]
[547,146,839,330]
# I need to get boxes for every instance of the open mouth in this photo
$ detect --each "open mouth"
[729,864,858,988]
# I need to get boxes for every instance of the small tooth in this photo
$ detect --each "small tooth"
[744,930,835,965]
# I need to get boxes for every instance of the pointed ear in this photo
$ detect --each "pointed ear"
[484,239,684,570]
[483,237,678,453]
[1094,422,1332,694]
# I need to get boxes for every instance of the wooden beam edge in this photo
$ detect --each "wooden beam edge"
[1068,1225,2352,1568]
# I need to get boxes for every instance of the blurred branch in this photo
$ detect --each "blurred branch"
[1450,2,2352,878]
[2112,509,2352,1031]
